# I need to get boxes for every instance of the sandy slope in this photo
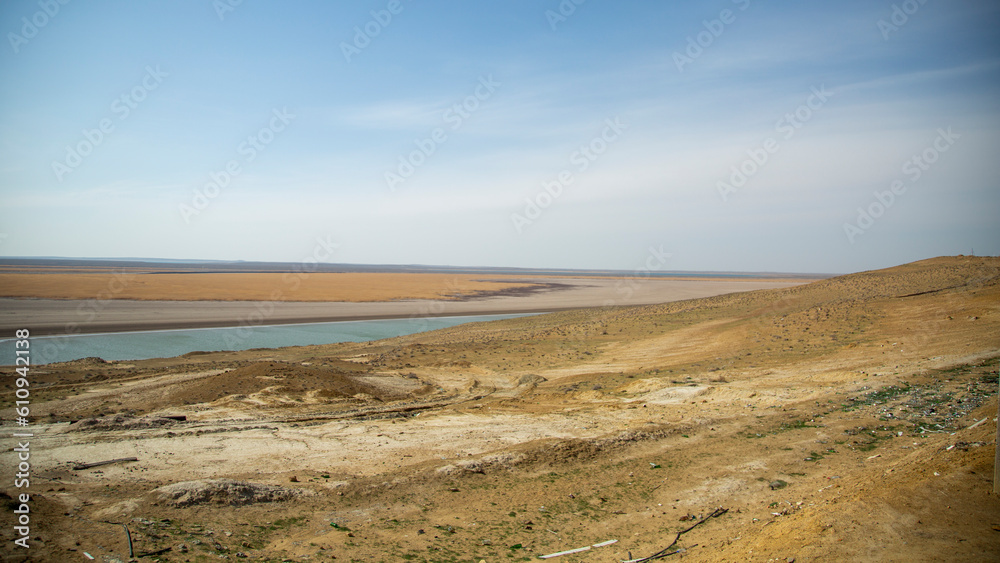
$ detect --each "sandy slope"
[1,256,998,562]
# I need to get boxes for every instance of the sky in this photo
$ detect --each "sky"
[1,0,998,274]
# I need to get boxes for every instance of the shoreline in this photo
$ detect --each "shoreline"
[4,309,549,338]
[0,277,809,337]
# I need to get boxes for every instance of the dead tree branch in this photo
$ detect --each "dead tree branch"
[622,507,728,562]
[72,457,138,470]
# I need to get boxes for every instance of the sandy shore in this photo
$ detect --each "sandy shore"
[0,277,805,335]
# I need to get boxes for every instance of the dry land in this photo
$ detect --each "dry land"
[0,273,546,302]
[1,256,998,562]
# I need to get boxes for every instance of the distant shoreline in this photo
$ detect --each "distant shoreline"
[0,276,810,337]
[0,313,538,347]
[0,256,834,279]
[7,307,562,338]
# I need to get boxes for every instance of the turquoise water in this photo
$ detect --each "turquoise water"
[1,314,532,366]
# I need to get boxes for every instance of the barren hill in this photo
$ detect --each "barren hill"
[5,256,998,562]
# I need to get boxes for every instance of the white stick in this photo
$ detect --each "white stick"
[539,539,618,558]
[540,545,591,558]
[966,417,987,430]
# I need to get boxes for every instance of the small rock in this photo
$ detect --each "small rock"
[769,480,788,490]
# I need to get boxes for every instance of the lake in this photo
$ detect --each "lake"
[1,314,533,365]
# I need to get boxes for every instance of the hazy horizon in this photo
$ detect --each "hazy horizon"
[2,1,998,274]
[0,254,842,276]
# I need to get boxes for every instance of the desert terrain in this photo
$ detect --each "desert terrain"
[2,256,999,562]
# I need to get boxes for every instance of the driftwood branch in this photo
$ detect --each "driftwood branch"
[73,457,138,470]
[136,547,173,558]
[622,507,728,562]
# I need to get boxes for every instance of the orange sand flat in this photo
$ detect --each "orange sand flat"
[0,273,538,302]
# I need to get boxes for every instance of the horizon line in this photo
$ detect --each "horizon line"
[0,255,836,278]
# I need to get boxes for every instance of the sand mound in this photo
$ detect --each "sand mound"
[168,361,396,406]
[436,452,527,475]
[517,374,547,386]
[153,479,311,507]
[50,356,109,367]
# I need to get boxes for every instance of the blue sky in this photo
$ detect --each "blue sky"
[1,0,998,273]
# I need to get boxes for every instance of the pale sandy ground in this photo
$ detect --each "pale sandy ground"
[3,257,997,562]
[0,277,804,335]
